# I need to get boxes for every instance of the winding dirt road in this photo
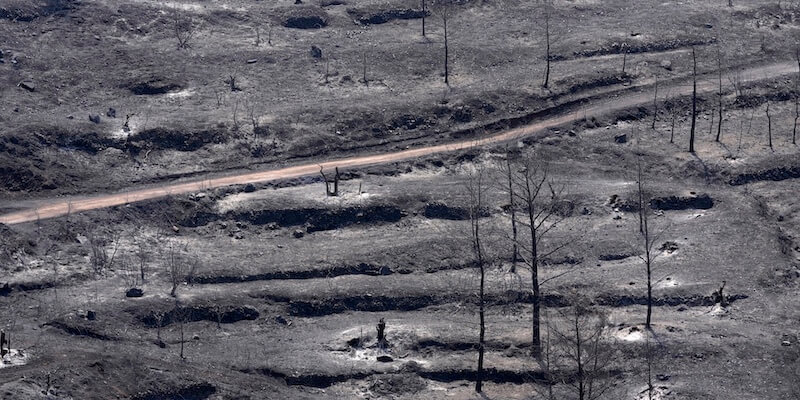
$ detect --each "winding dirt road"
[1,61,796,225]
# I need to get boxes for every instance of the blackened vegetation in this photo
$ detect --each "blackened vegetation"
[347,7,429,25]
[193,263,395,284]
[649,193,714,210]
[127,127,229,152]
[237,205,406,232]
[730,166,800,185]
[123,77,184,96]
[423,202,489,220]
[132,383,217,400]
[556,72,632,95]
[249,368,373,388]
[272,291,747,317]
[0,164,49,192]
[282,7,329,29]
[0,0,78,22]
[571,36,716,58]
[46,318,116,341]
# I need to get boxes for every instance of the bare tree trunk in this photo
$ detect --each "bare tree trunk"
[529,188,541,357]
[651,77,658,130]
[689,47,697,153]
[543,6,551,88]
[506,151,518,273]
[621,43,628,75]
[766,101,773,150]
[421,0,426,37]
[362,52,368,86]
[795,48,800,145]
[670,111,675,143]
[716,47,724,142]
[443,10,449,86]
[467,170,486,393]
[709,109,714,136]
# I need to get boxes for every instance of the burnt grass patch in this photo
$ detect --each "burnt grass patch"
[240,205,407,232]
[423,202,489,220]
[249,366,548,388]
[139,305,259,328]
[132,383,217,400]
[347,7,428,25]
[45,319,116,341]
[268,291,747,317]
[193,263,396,284]
[556,72,632,95]
[570,36,715,58]
[730,166,800,186]
[281,6,329,29]
[123,76,184,95]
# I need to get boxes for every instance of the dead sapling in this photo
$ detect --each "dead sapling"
[621,42,628,75]
[171,8,196,50]
[376,318,387,350]
[713,281,728,307]
[361,52,369,86]
[1,330,9,357]
[319,166,341,196]
[226,75,241,92]
[123,113,134,134]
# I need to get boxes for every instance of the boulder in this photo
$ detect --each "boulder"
[126,288,144,298]
[17,81,35,92]
[614,133,627,143]
[89,114,101,124]
[310,45,323,59]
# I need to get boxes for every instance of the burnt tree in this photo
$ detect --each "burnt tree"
[689,47,697,153]
[319,166,341,196]
[507,153,568,357]
[466,167,488,392]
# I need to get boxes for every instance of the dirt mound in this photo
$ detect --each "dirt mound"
[128,127,228,152]
[347,7,428,25]
[649,193,713,210]
[282,7,329,29]
[0,0,77,21]
[730,166,800,186]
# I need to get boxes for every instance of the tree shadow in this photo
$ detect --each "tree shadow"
[690,151,713,185]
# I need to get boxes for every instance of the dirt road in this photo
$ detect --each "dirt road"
[1,61,796,225]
